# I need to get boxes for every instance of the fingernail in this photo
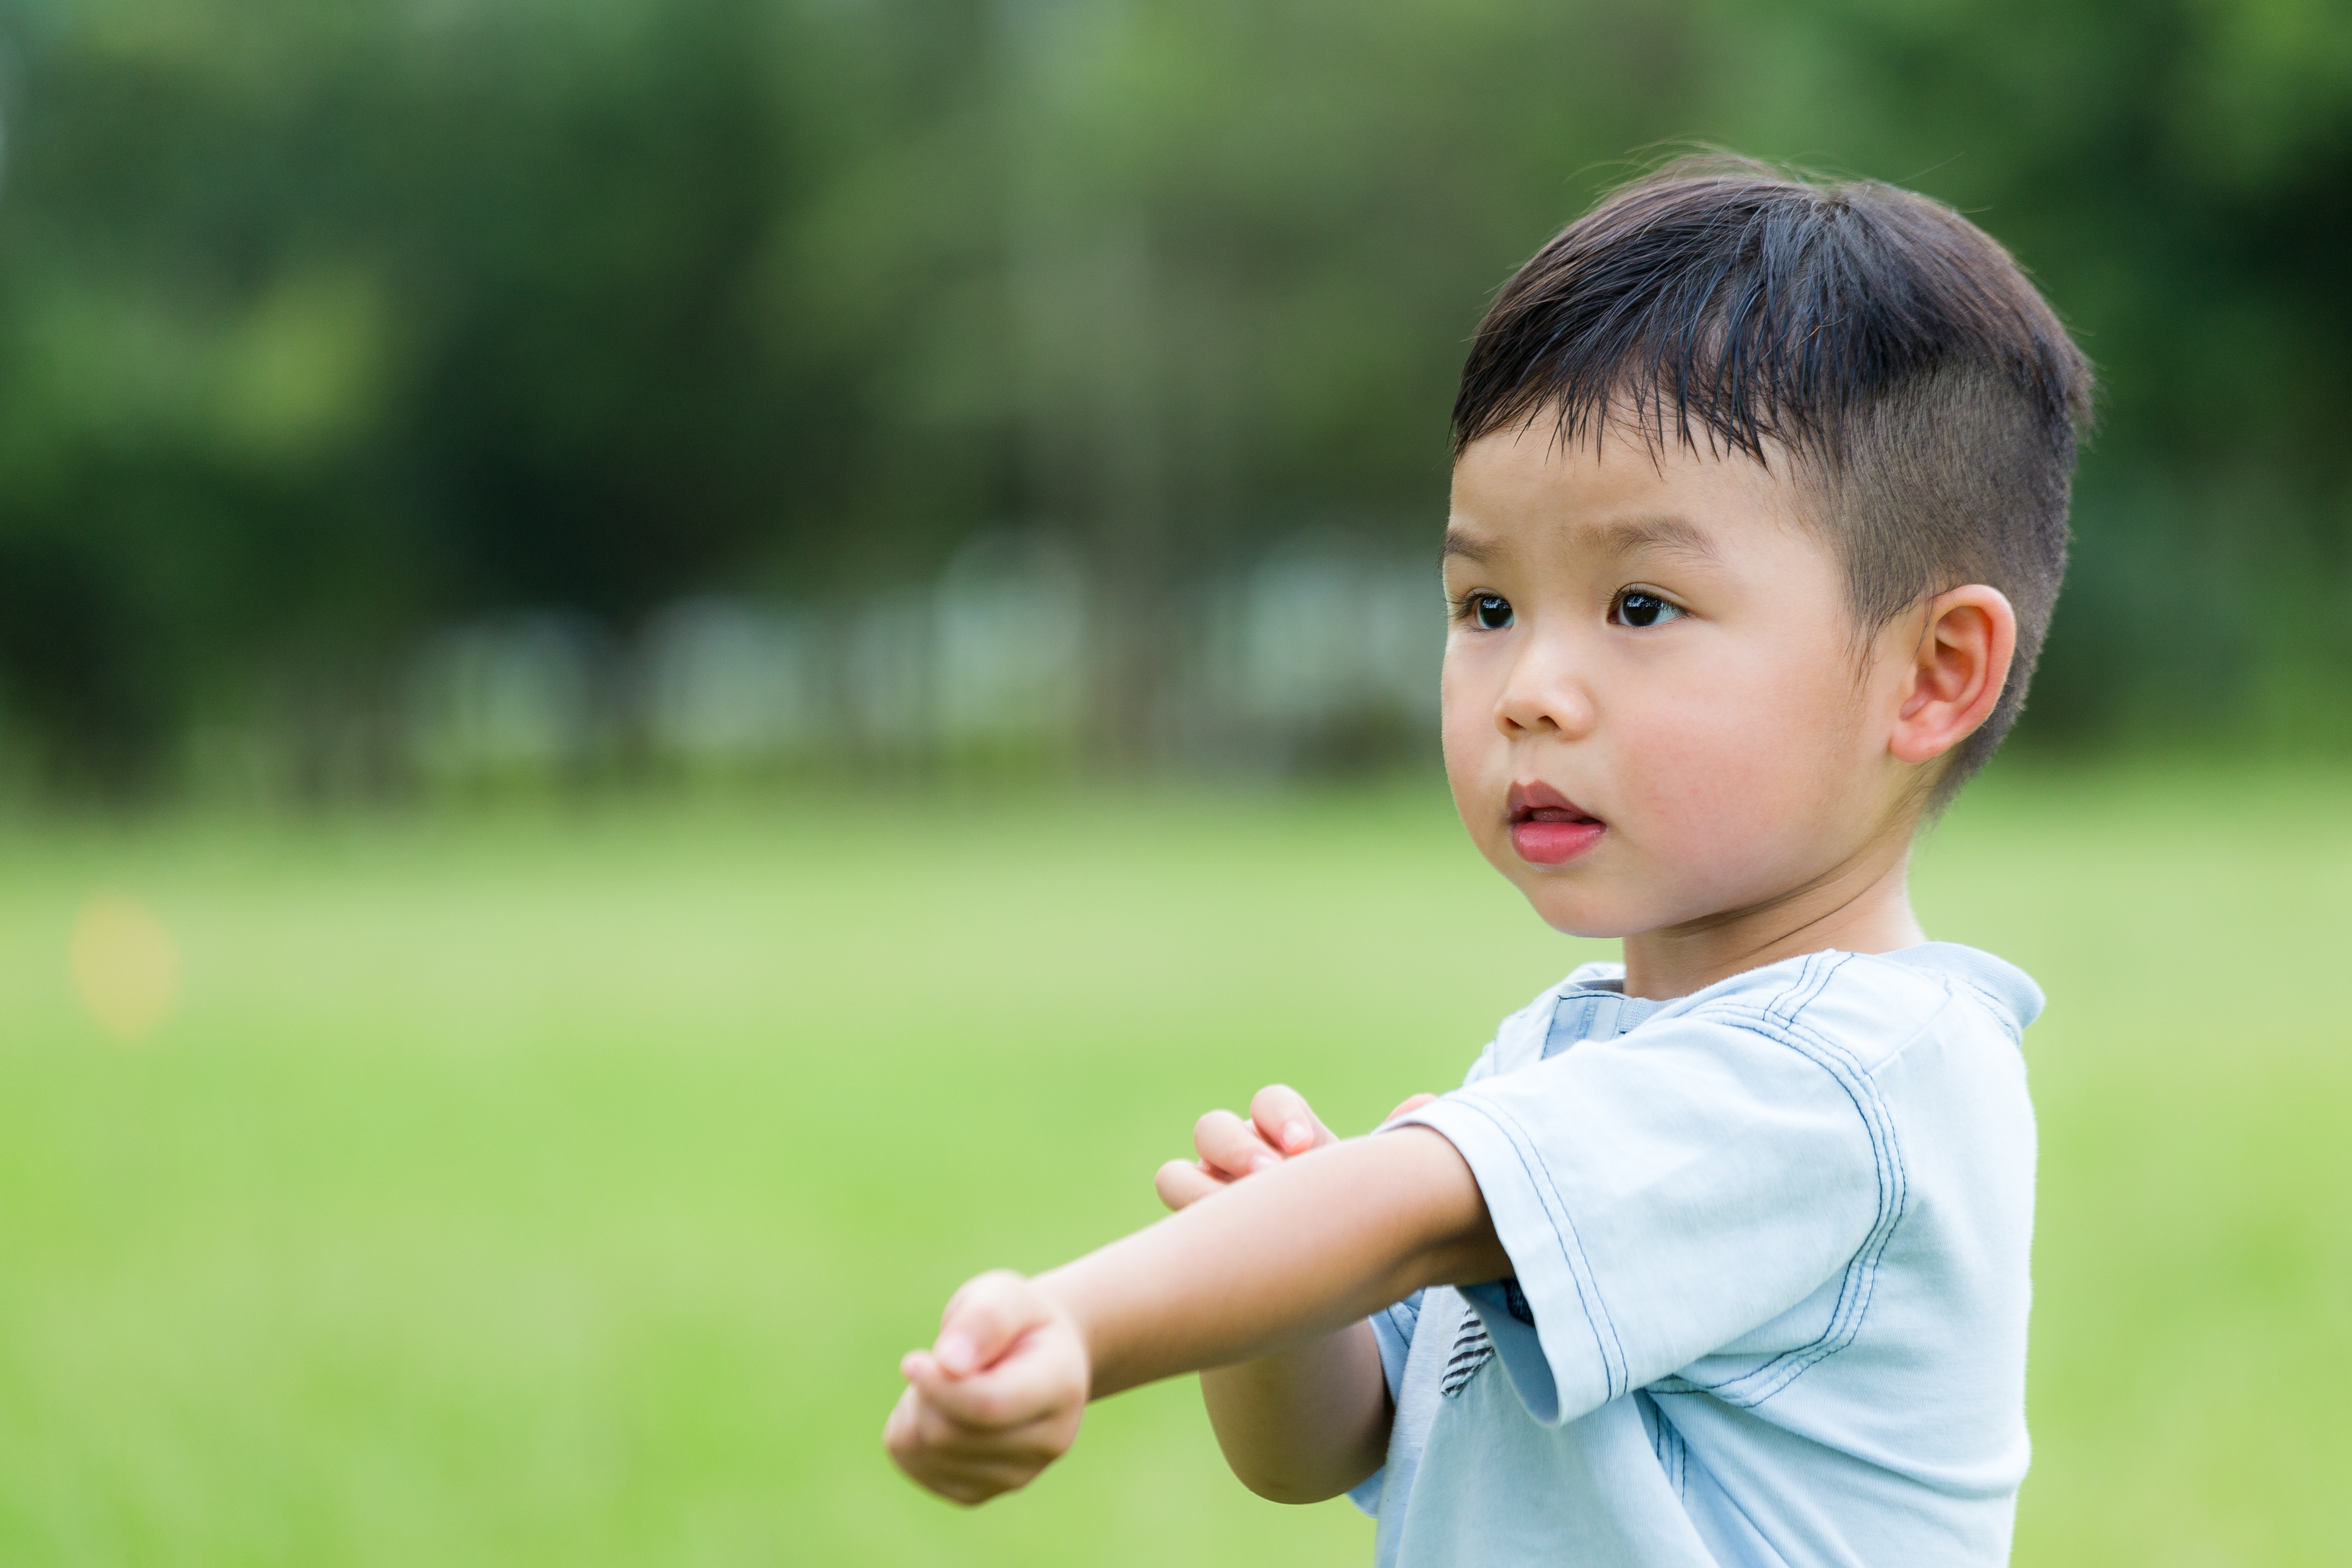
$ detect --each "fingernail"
[1251,1152,1279,1173]
[1283,1120,1310,1150]
[937,1334,974,1374]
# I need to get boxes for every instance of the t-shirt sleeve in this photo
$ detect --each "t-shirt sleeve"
[1398,1011,1890,1427]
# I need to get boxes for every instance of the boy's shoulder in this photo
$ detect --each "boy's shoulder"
[1659,942,2045,1074]
[1473,942,2042,1085]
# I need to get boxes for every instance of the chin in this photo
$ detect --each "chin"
[1518,884,1642,942]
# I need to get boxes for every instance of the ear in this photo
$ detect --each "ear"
[1889,585,2017,766]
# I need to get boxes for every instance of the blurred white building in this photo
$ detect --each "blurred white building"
[1200,535,1439,763]
[639,597,816,763]
[406,612,604,782]
[402,531,1441,783]
[932,533,1089,748]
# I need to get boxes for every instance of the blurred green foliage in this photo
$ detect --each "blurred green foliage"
[0,0,2347,788]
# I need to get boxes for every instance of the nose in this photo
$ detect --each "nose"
[1493,629,1595,741]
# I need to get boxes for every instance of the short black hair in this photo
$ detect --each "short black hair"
[1454,155,2094,802]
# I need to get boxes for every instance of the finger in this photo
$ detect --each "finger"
[1383,1092,1438,1126]
[1250,1082,1334,1154]
[918,1454,1055,1507]
[883,1383,922,1459]
[888,1386,1027,1503]
[1155,1158,1226,1211]
[889,1389,994,1477]
[914,1397,1079,1466]
[908,1351,1066,1432]
[931,1271,1050,1376]
[1193,1108,1281,1179]
[888,1407,1045,1507]
[889,1388,1005,1496]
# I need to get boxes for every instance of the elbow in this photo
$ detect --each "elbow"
[1230,1457,1378,1507]
[1239,1475,1346,1506]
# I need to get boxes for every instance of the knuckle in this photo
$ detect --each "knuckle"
[1194,1121,1250,1169]
[930,1429,987,1462]
[973,1462,1032,1500]
[962,1387,1014,1428]
[950,1270,1027,1333]
[1019,1424,1077,1465]
[964,1269,1021,1308]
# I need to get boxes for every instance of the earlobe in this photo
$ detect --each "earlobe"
[1889,585,2017,765]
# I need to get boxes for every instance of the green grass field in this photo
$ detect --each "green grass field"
[0,763,2344,1566]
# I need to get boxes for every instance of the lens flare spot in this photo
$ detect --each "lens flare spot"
[71,894,180,1043]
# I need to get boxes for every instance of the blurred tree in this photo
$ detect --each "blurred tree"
[0,0,2342,789]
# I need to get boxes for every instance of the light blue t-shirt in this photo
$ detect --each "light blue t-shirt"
[1349,943,2041,1567]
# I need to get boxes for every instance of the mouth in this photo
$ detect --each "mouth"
[1506,781,1606,866]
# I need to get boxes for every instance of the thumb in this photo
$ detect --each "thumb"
[933,1270,1050,1377]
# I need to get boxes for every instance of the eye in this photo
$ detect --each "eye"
[1610,589,1684,629]
[1467,593,1513,630]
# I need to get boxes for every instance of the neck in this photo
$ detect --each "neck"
[1619,833,1926,1000]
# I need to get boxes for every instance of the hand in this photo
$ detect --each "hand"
[1155,1085,1439,1211]
[884,1270,1090,1505]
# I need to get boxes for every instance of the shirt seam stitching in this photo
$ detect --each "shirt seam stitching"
[1435,1094,1633,1402]
[1656,989,1915,1405]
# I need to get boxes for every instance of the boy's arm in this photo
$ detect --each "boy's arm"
[1160,1085,1432,1504]
[1195,1318,1389,1503]
[886,1126,1504,1504]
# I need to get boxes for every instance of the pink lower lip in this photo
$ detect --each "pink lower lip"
[1511,818,1604,865]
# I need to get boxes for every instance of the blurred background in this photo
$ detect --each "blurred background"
[1,0,2348,793]
[0,0,2346,1564]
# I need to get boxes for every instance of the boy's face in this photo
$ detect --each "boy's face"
[1442,419,1918,942]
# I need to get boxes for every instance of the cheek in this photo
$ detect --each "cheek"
[1438,644,1489,750]
[1439,648,1509,815]
[1617,655,1864,859]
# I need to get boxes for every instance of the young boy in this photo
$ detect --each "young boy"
[884,157,2093,1566]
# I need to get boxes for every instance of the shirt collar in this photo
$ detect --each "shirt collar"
[1542,978,1665,1058]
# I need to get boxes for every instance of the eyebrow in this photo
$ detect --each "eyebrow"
[1590,514,1723,565]
[1440,528,1493,564]
[1441,514,1723,569]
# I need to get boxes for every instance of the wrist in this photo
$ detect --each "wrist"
[1028,1268,1105,1400]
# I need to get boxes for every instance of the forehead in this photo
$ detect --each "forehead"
[1446,419,1815,566]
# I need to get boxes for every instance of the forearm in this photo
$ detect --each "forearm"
[1035,1126,1506,1400]
[1201,1320,1389,1503]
